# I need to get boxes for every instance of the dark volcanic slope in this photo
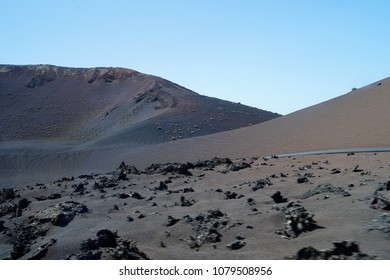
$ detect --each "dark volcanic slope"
[0,65,280,144]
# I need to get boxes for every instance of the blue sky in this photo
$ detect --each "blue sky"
[1,0,390,114]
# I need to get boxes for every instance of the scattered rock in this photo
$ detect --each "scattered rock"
[224,191,242,200]
[14,198,30,217]
[297,176,309,184]
[301,184,351,199]
[117,171,128,181]
[167,216,180,227]
[144,163,193,176]
[377,181,390,192]
[367,193,390,211]
[28,239,57,260]
[271,191,288,203]
[251,178,272,191]
[247,198,256,206]
[9,202,84,259]
[118,162,141,175]
[61,177,75,182]
[65,229,149,260]
[185,210,228,248]
[93,177,118,191]
[331,168,341,174]
[65,249,102,260]
[367,213,390,239]
[10,221,49,259]
[287,241,378,260]
[96,229,117,247]
[155,181,168,191]
[0,188,16,204]
[79,174,94,179]
[299,165,312,171]
[4,151,390,259]
[187,236,202,249]
[229,162,251,172]
[35,201,88,227]
[352,165,363,172]
[18,198,30,210]
[11,201,88,259]
[370,182,390,210]
[72,182,86,194]
[48,193,61,200]
[194,157,233,170]
[118,193,130,199]
[33,195,47,201]
[131,192,144,200]
[226,239,246,250]
[0,203,17,218]
[236,234,245,240]
[0,220,6,232]
[180,196,194,207]
[126,216,134,222]
[275,202,321,239]
[143,158,251,176]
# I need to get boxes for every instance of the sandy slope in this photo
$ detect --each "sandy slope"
[120,77,390,164]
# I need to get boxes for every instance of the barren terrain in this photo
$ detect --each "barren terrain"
[0,65,389,259]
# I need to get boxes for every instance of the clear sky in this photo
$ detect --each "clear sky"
[1,0,390,114]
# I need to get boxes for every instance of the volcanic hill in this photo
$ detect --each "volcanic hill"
[0,64,280,144]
